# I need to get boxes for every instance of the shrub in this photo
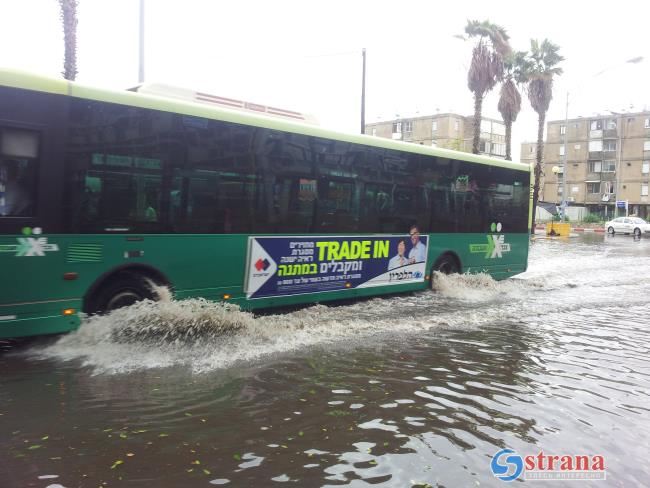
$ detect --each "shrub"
[583,213,603,223]
[552,214,569,222]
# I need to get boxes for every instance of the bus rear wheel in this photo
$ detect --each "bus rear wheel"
[430,254,460,288]
[93,272,157,313]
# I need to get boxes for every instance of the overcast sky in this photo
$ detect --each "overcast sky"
[2,0,649,158]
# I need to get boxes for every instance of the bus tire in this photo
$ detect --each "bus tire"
[430,254,460,289]
[93,272,157,313]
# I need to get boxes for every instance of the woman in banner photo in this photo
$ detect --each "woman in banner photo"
[388,239,409,270]
[408,225,427,264]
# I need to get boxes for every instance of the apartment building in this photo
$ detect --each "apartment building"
[525,111,650,219]
[365,113,506,159]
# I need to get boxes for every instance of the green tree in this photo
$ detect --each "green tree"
[497,51,528,161]
[58,0,78,81]
[526,39,564,232]
[464,20,510,154]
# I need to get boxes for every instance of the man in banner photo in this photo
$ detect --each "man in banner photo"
[388,239,409,270]
[408,225,427,264]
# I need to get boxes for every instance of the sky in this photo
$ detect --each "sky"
[1,0,649,159]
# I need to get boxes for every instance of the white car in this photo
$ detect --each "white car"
[605,217,650,237]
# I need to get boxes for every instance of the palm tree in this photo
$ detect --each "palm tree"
[497,51,528,161]
[465,20,510,154]
[526,39,564,232]
[59,0,79,81]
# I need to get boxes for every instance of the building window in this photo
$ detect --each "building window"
[606,119,617,130]
[645,118,650,129]
[603,160,616,172]
[558,185,563,194]
[479,141,490,153]
[589,140,603,152]
[529,145,535,154]
[642,183,649,196]
[603,141,616,152]
[560,124,566,135]
[643,161,649,174]
[431,121,437,132]
[587,182,600,194]
[371,128,377,137]
[454,120,459,131]
[559,145,565,156]
[590,120,602,131]
[644,140,650,151]
[492,143,506,156]
[402,121,413,137]
[588,161,602,173]
[392,122,402,133]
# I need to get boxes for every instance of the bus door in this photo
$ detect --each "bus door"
[0,87,67,235]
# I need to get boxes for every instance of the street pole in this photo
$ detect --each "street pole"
[138,0,145,84]
[360,48,366,135]
[562,92,569,221]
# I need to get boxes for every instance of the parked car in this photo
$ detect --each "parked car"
[605,217,650,237]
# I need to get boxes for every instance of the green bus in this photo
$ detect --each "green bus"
[0,68,532,339]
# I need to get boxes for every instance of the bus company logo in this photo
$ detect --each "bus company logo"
[254,258,271,272]
[491,448,606,482]
[469,222,511,259]
[0,238,60,257]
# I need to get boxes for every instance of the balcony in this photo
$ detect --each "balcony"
[589,129,603,139]
[586,193,603,203]
[603,129,618,138]
[600,172,616,181]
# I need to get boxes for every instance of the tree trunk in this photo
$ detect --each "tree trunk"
[60,0,78,81]
[472,92,483,154]
[505,119,512,161]
[531,111,546,234]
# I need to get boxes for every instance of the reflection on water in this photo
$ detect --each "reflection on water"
[1,233,650,487]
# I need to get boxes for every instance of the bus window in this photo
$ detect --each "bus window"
[316,180,359,232]
[0,128,39,217]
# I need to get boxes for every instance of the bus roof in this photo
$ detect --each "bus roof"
[0,67,530,172]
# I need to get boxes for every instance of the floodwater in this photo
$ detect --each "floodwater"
[1,233,650,487]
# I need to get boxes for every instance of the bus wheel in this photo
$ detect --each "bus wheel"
[432,254,459,275]
[94,272,156,313]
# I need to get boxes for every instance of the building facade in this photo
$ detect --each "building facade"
[365,113,506,159]
[530,112,650,218]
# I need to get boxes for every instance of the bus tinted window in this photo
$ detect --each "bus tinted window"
[65,99,169,232]
[64,97,529,235]
[0,128,39,218]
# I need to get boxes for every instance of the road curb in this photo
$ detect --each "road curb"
[536,225,605,233]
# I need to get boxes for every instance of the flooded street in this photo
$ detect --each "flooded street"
[2,233,650,487]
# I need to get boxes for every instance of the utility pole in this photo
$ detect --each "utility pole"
[360,48,366,134]
[138,0,145,84]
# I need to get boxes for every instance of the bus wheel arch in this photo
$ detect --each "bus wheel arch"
[84,265,170,314]
[430,252,461,280]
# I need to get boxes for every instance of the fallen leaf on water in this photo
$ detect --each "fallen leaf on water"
[233,454,241,461]
[28,445,42,450]
[126,453,135,457]
[191,460,201,465]
[110,460,124,469]
[203,469,211,475]
[41,436,49,440]
[158,433,169,437]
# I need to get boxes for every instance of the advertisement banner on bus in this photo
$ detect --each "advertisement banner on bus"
[245,235,428,299]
